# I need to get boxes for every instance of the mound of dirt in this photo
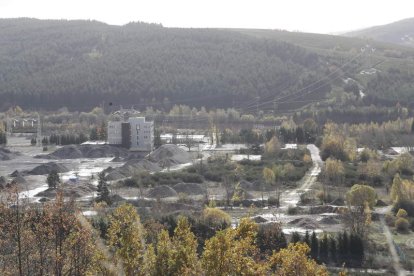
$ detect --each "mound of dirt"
[35,144,147,160]
[309,205,336,214]
[319,216,340,225]
[36,182,96,198]
[288,218,319,229]
[252,216,268,223]
[330,198,345,206]
[238,180,255,191]
[10,170,22,177]
[28,162,69,175]
[147,185,178,198]
[173,183,206,195]
[106,171,127,181]
[148,144,191,166]
[0,148,20,160]
[376,199,388,207]
[117,159,161,176]
[12,176,27,184]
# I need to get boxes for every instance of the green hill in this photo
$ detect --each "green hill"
[1,18,414,112]
[345,18,414,47]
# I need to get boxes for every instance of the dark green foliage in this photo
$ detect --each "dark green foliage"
[49,133,88,145]
[329,236,337,263]
[319,234,329,263]
[337,231,349,264]
[0,19,335,111]
[154,130,162,148]
[393,200,414,217]
[290,231,301,244]
[41,137,49,146]
[349,233,364,266]
[91,216,109,239]
[96,172,110,205]
[0,131,6,145]
[90,128,99,141]
[310,231,319,260]
[256,223,287,255]
[303,230,311,247]
[46,170,60,189]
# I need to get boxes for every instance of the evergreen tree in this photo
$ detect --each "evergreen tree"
[319,233,329,263]
[349,234,364,266]
[303,230,311,247]
[411,120,414,133]
[337,231,349,264]
[310,232,319,260]
[290,232,301,244]
[329,236,337,264]
[96,172,110,205]
[90,128,98,141]
[47,170,60,189]
[154,130,162,149]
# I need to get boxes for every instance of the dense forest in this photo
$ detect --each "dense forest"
[1,18,414,112]
[345,17,414,47]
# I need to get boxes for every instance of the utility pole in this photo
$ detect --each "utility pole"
[36,113,42,147]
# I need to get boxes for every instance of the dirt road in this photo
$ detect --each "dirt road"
[280,144,322,207]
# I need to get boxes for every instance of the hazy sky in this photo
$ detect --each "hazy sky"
[0,0,413,33]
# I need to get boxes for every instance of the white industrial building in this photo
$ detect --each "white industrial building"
[107,117,154,151]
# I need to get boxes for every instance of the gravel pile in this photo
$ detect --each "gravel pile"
[173,183,206,195]
[36,182,97,198]
[148,144,191,166]
[0,148,20,160]
[147,185,178,198]
[36,144,147,160]
[288,218,319,229]
[28,162,69,175]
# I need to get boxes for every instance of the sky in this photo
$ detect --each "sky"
[0,0,413,34]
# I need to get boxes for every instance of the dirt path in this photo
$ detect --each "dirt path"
[280,144,322,207]
[380,216,406,276]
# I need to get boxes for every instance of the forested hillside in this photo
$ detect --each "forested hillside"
[1,18,414,111]
[345,17,414,47]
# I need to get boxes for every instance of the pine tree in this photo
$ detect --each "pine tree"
[319,233,329,264]
[338,232,349,264]
[329,236,337,264]
[290,232,301,244]
[90,128,98,141]
[47,171,60,189]
[96,172,110,205]
[310,232,319,260]
[303,230,311,247]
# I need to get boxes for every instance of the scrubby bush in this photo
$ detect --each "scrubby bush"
[395,218,410,233]
[268,196,279,206]
[396,208,408,218]
[202,207,231,230]
[393,200,414,217]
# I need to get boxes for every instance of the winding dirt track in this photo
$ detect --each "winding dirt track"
[280,144,322,207]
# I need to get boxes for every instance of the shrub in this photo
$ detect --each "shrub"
[124,178,138,187]
[268,196,279,206]
[396,208,408,218]
[393,200,414,217]
[385,213,396,227]
[202,207,231,229]
[287,205,299,215]
[395,218,410,233]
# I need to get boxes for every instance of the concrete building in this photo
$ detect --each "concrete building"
[107,117,154,151]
